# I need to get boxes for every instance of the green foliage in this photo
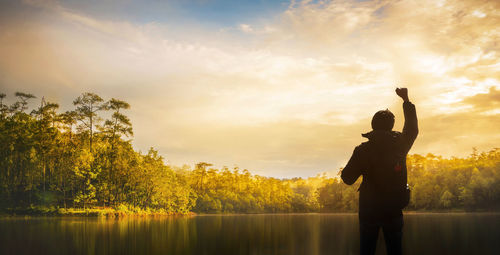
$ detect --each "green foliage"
[0,91,499,214]
[440,190,453,209]
[0,92,195,214]
[406,150,500,211]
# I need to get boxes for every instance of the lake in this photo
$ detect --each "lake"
[1,213,499,255]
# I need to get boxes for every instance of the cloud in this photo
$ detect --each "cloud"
[239,24,254,33]
[269,0,500,99]
[415,109,500,157]
[460,86,500,112]
[0,0,499,177]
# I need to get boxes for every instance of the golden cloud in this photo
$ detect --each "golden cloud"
[0,0,498,177]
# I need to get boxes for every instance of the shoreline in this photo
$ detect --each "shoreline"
[2,208,499,218]
[0,207,195,218]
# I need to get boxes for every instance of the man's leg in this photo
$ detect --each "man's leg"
[382,216,403,255]
[360,221,380,255]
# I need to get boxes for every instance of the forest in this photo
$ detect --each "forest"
[0,92,499,215]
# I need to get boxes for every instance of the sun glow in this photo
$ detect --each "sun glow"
[0,0,499,177]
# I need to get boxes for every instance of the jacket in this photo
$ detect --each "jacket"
[341,101,418,222]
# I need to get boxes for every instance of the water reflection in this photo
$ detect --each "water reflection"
[0,213,498,255]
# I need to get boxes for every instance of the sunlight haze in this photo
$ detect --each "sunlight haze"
[0,0,499,177]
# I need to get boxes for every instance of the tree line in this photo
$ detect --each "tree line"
[0,92,498,214]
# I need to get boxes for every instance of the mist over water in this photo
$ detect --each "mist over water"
[1,213,499,255]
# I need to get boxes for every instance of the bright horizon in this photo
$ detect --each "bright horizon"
[1,0,499,178]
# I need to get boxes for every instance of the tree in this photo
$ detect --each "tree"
[440,190,454,209]
[73,149,100,209]
[100,98,133,141]
[99,98,133,205]
[31,97,60,192]
[194,162,212,192]
[0,93,7,119]
[73,92,107,153]
[10,92,36,113]
[2,90,500,215]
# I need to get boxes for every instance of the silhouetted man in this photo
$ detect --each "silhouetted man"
[341,88,418,255]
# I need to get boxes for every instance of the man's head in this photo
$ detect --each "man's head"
[371,109,395,131]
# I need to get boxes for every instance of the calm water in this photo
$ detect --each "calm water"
[1,213,499,255]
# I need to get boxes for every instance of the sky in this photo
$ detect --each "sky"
[0,0,499,178]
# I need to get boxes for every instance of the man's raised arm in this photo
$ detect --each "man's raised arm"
[396,88,418,152]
